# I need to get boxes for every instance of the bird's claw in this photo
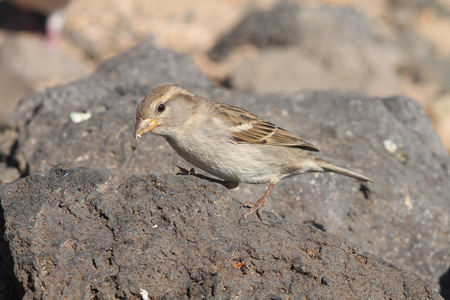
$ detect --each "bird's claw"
[168,166,196,175]
[239,198,267,223]
[241,201,256,208]
[256,209,264,221]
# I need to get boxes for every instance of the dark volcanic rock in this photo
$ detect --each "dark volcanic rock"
[0,165,443,299]
[7,39,210,179]
[1,39,449,294]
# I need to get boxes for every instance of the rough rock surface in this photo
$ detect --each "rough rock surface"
[0,40,449,296]
[0,165,443,299]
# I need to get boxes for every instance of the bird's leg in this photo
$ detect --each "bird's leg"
[239,182,276,223]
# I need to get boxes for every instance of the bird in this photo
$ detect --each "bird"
[134,84,373,222]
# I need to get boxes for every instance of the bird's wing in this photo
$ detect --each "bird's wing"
[216,103,319,151]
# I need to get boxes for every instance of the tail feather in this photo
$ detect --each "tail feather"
[316,159,373,183]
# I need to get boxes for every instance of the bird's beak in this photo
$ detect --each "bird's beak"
[134,117,158,139]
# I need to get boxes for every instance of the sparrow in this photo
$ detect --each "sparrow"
[134,84,373,222]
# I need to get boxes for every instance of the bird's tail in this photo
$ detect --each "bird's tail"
[316,159,373,182]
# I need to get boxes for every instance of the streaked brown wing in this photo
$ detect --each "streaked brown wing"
[216,103,319,152]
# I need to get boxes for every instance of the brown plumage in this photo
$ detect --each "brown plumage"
[135,84,373,222]
[217,103,319,151]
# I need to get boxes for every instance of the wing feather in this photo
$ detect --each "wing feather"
[216,103,319,151]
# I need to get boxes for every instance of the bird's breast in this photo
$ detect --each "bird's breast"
[164,135,282,184]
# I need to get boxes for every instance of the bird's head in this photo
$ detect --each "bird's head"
[134,84,198,139]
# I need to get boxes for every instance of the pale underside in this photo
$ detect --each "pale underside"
[163,103,323,184]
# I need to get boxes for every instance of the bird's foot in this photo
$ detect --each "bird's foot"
[168,166,196,175]
[239,197,268,223]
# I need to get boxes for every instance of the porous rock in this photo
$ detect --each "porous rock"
[0,165,443,299]
[1,39,449,294]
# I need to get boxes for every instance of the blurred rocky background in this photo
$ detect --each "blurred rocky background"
[0,0,449,298]
[0,0,450,150]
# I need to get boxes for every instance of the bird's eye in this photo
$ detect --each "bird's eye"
[157,103,165,113]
